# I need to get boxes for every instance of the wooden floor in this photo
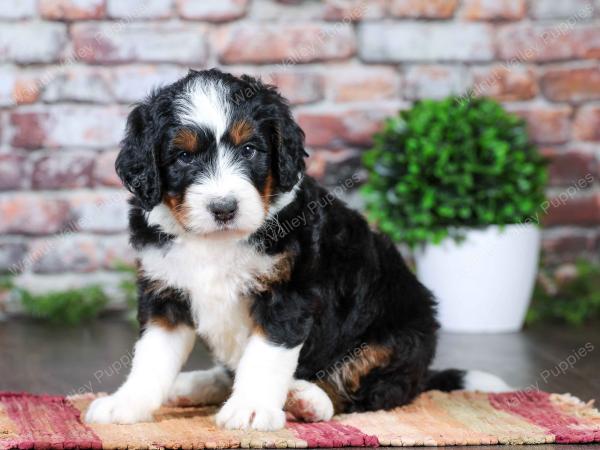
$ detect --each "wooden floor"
[1,318,598,449]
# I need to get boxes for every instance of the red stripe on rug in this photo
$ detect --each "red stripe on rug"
[490,391,600,444]
[288,420,379,447]
[0,392,102,450]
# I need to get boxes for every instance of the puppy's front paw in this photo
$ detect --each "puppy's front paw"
[216,396,286,431]
[85,392,156,424]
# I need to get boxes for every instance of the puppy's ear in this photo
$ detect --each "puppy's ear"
[273,104,307,191]
[115,104,162,211]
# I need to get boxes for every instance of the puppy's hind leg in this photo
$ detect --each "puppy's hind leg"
[167,366,232,406]
[285,379,334,422]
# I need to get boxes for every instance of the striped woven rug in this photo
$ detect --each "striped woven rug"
[1,390,599,449]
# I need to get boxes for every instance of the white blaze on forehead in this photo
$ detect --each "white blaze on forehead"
[176,78,230,141]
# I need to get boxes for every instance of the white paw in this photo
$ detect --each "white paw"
[85,392,157,424]
[216,396,286,431]
[286,380,334,422]
[167,368,231,407]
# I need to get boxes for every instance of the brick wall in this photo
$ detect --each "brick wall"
[1,0,599,309]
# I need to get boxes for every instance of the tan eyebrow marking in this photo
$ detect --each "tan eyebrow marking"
[229,120,254,146]
[173,128,198,152]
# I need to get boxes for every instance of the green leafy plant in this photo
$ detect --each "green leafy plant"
[527,261,600,326]
[113,261,138,323]
[20,285,108,326]
[0,276,14,291]
[361,97,548,247]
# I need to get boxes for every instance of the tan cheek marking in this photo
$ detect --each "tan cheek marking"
[230,120,253,146]
[163,194,189,229]
[173,128,198,152]
[260,171,274,213]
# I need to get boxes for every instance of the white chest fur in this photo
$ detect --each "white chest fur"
[139,236,278,369]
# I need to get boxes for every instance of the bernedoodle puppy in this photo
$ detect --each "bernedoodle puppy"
[85,69,509,431]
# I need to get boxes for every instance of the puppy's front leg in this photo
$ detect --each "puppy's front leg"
[86,323,195,424]
[216,333,301,431]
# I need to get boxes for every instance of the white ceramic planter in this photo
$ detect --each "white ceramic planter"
[414,224,541,333]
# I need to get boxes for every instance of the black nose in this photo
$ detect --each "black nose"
[208,197,238,222]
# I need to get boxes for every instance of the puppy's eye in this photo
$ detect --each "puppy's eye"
[240,144,257,160]
[178,151,194,163]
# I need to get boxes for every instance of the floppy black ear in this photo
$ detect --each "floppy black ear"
[274,105,307,191]
[115,104,162,211]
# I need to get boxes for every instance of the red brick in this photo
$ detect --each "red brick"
[10,112,49,150]
[541,148,597,187]
[0,68,41,107]
[404,65,468,100]
[215,23,355,64]
[359,23,494,63]
[11,106,127,150]
[306,148,362,186]
[325,66,399,102]
[249,0,323,20]
[0,154,28,190]
[267,71,323,105]
[542,231,597,264]
[29,235,102,273]
[110,65,185,103]
[541,66,600,102]
[573,106,600,141]
[389,0,458,18]
[497,24,600,62]
[0,23,67,64]
[0,241,28,273]
[226,68,323,105]
[72,22,208,64]
[323,0,386,20]
[30,234,131,274]
[176,0,248,21]
[507,105,572,145]
[461,0,526,20]
[42,66,112,103]
[0,0,36,19]
[94,150,122,187]
[107,0,173,19]
[529,0,595,20]
[32,152,96,190]
[66,191,129,233]
[544,194,600,226]
[40,0,105,20]
[0,194,71,235]
[470,65,537,101]
[296,105,399,149]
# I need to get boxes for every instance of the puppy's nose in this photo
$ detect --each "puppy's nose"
[208,197,238,222]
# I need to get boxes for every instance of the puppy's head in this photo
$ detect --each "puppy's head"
[116,69,306,237]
